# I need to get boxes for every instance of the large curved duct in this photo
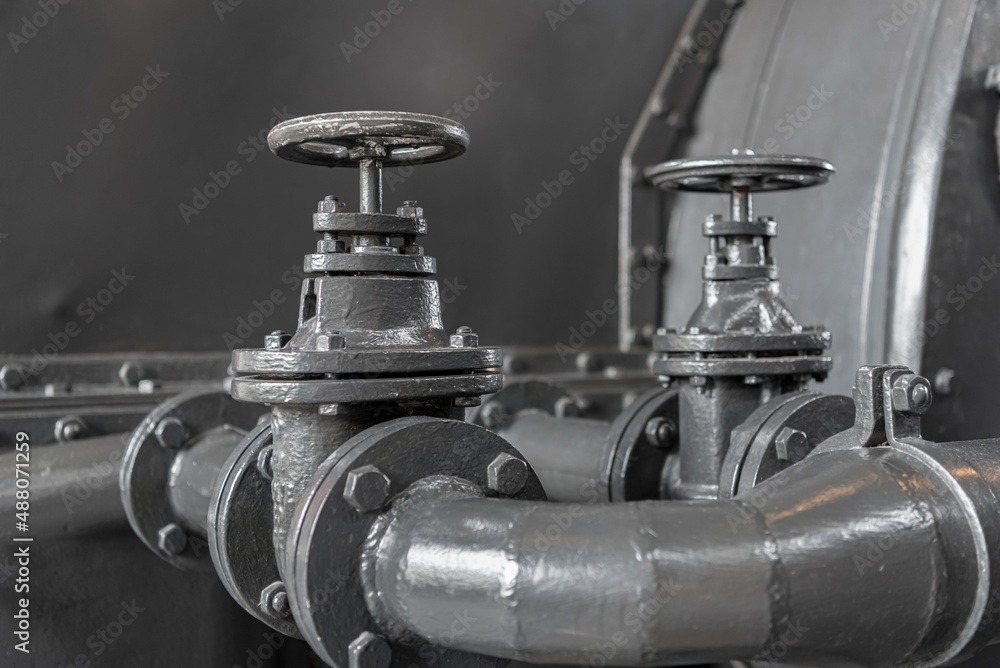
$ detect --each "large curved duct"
[365,439,1000,667]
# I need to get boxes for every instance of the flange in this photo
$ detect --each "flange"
[718,391,855,498]
[600,387,679,502]
[285,416,545,668]
[119,389,262,570]
[207,419,302,638]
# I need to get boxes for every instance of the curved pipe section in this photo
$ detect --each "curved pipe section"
[498,411,611,503]
[364,442,1000,667]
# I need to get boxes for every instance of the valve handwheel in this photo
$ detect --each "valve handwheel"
[645,150,834,225]
[644,151,834,193]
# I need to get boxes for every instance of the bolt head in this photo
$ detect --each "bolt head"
[450,327,478,348]
[259,581,291,618]
[0,364,25,391]
[154,417,187,449]
[319,196,347,213]
[479,401,507,430]
[54,415,86,443]
[575,352,603,373]
[256,446,274,480]
[317,238,347,253]
[349,631,391,668]
[265,331,292,351]
[775,427,809,462]
[344,465,391,512]
[316,333,347,351]
[487,453,528,496]
[157,523,188,555]
[554,396,582,419]
[934,367,955,396]
[891,373,933,415]
[644,417,677,448]
[396,203,424,220]
[118,361,142,387]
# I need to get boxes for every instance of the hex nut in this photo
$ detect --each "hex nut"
[344,465,391,512]
[934,367,955,396]
[118,361,142,387]
[157,523,188,555]
[450,326,478,348]
[265,330,292,351]
[259,581,290,618]
[0,364,26,391]
[775,427,809,462]
[154,417,187,449]
[575,352,603,373]
[891,373,933,415]
[644,417,677,448]
[319,196,347,213]
[349,631,392,668]
[554,396,582,419]
[396,202,424,220]
[479,401,508,430]
[487,453,528,496]
[316,333,347,351]
[54,415,87,443]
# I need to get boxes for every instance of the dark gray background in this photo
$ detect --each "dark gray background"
[0,0,692,354]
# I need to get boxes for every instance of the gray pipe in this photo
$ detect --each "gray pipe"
[498,411,611,503]
[365,441,1000,667]
[0,433,128,539]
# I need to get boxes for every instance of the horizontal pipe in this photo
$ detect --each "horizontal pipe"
[498,411,611,503]
[366,443,1000,666]
[0,433,129,539]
